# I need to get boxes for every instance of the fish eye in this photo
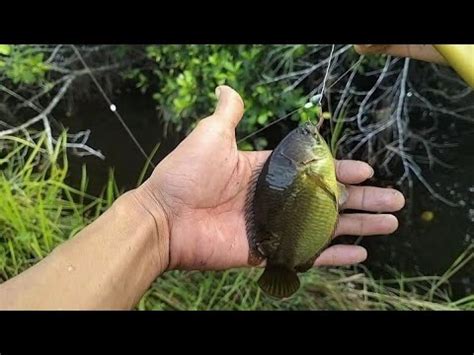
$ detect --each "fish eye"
[301,124,311,135]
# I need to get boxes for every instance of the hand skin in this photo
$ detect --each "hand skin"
[0,85,405,310]
[354,45,448,65]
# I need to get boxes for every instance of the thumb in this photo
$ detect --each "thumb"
[212,85,245,130]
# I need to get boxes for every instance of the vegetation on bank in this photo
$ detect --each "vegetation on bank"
[0,44,472,309]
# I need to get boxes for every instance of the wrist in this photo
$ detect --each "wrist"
[127,183,171,274]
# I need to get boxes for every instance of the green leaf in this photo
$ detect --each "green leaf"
[238,142,254,151]
[257,113,268,125]
[254,137,268,150]
[0,44,11,56]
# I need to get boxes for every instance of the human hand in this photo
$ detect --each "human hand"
[134,86,405,272]
[354,44,448,64]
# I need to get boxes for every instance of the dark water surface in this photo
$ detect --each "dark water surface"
[64,90,182,194]
[361,121,474,298]
[62,89,473,299]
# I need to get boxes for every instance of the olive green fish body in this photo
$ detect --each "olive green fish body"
[249,123,341,299]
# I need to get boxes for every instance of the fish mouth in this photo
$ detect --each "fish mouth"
[300,122,321,138]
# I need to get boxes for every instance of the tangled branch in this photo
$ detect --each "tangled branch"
[259,45,473,206]
[0,45,132,160]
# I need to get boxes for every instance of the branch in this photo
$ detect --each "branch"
[394,58,411,185]
[356,56,393,132]
[257,45,352,87]
[0,76,74,138]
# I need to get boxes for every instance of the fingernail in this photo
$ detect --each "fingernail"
[368,166,375,178]
[215,86,221,99]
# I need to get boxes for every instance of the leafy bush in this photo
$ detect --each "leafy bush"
[126,45,314,149]
[0,45,49,86]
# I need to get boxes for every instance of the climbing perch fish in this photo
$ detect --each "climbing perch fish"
[245,122,348,299]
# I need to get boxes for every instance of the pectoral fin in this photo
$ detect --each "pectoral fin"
[305,171,337,206]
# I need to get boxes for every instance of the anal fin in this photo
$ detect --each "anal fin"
[295,254,319,273]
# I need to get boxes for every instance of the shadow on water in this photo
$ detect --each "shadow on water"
[61,88,472,299]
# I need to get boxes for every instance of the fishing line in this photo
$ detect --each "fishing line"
[71,45,155,168]
[237,49,364,144]
[237,106,305,144]
[72,44,361,162]
[314,44,335,128]
[318,44,335,107]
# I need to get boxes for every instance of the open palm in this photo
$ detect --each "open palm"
[140,86,405,271]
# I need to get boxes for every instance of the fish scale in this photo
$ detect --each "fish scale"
[277,174,338,268]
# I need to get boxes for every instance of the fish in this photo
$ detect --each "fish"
[245,122,348,299]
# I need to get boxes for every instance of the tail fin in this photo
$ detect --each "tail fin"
[257,265,300,299]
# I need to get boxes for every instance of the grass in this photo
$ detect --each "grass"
[329,103,348,158]
[0,132,116,280]
[137,260,473,310]
[0,132,472,310]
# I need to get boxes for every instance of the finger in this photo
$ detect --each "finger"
[354,44,390,55]
[334,213,398,237]
[336,160,374,184]
[213,85,245,129]
[354,45,447,65]
[314,245,367,266]
[250,244,367,269]
[342,186,405,212]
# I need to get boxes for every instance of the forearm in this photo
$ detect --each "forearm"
[0,190,169,310]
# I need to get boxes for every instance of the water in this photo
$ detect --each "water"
[360,123,474,298]
[63,89,182,195]
[62,88,473,298]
